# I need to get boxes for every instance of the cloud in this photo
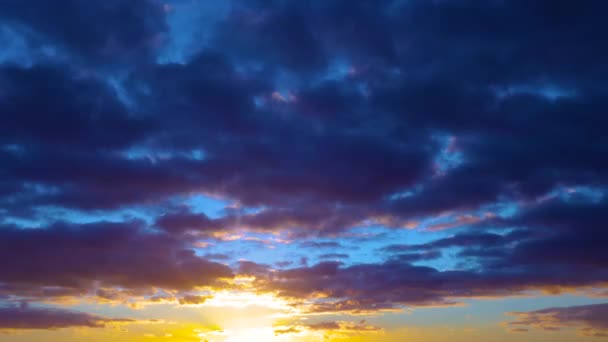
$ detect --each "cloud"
[274,320,380,336]
[0,221,233,302]
[0,0,606,221]
[318,253,349,260]
[248,255,608,313]
[155,209,217,235]
[506,303,608,337]
[178,295,211,305]
[0,64,148,150]
[0,0,607,327]
[2,0,606,236]
[0,0,167,64]
[306,320,379,332]
[0,303,132,330]
[300,241,343,249]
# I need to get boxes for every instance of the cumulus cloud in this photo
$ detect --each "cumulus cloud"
[0,0,607,326]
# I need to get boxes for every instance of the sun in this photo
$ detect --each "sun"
[195,290,305,342]
[199,326,297,342]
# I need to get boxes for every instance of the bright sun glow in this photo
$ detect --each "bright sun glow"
[195,290,309,342]
[199,327,294,342]
[204,290,295,312]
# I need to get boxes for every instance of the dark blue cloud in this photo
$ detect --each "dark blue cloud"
[0,0,167,65]
[0,0,607,315]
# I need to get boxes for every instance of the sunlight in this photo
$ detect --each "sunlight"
[204,290,295,312]
[194,290,309,342]
[198,327,292,342]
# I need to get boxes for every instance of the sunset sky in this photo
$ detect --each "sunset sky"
[1,0,607,341]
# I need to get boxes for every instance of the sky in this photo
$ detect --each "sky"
[0,0,607,341]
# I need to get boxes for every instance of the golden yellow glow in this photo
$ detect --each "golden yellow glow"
[198,327,290,342]
[191,290,307,342]
[203,290,296,312]
[7,287,575,342]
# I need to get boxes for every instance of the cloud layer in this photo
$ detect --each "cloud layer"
[0,0,606,334]
[0,304,131,330]
[507,303,608,337]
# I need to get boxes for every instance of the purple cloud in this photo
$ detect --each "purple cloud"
[506,303,608,337]
[0,221,233,301]
[0,303,132,330]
